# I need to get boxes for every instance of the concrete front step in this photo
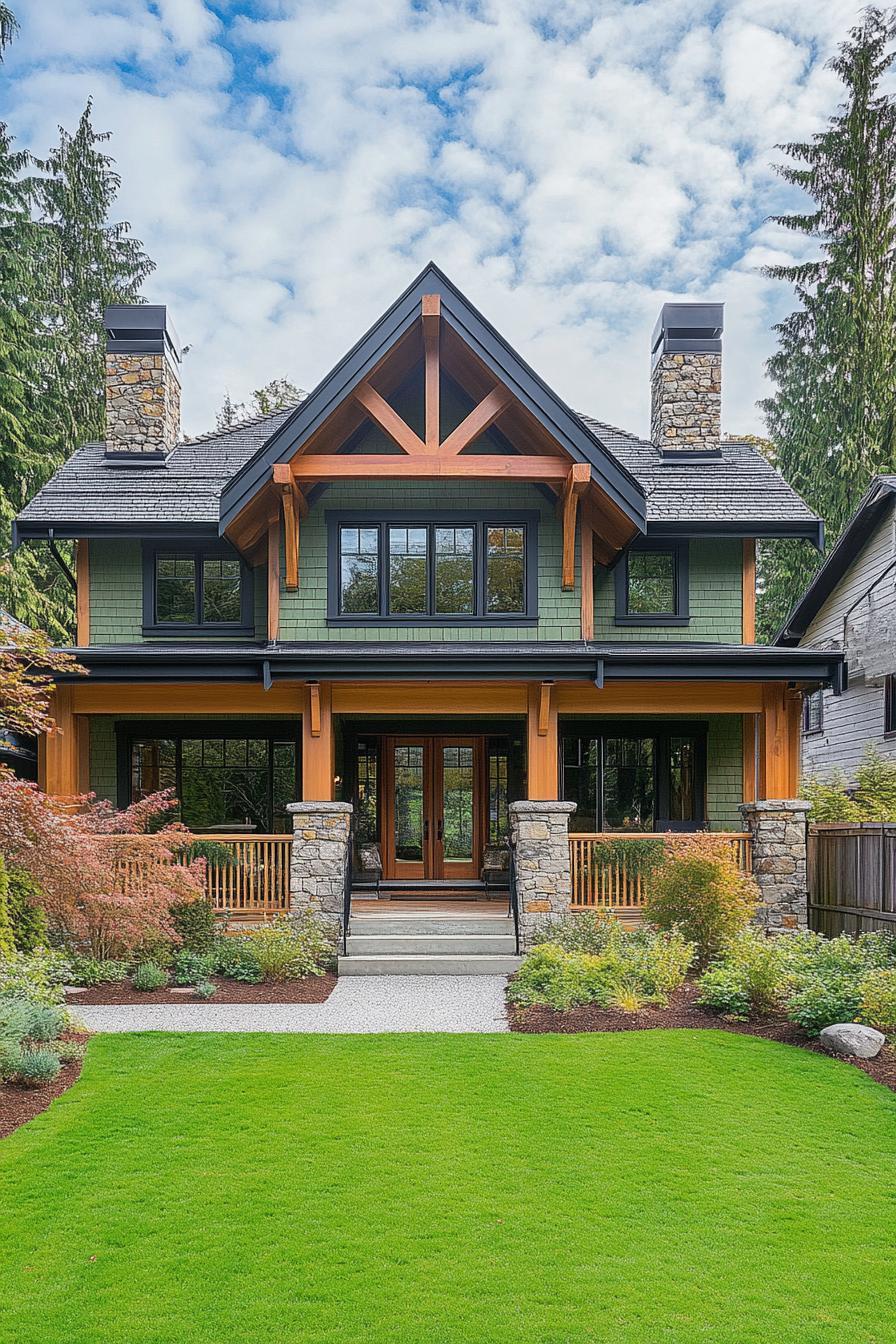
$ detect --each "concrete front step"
[338,953,522,976]
[345,933,517,956]
[349,916,514,937]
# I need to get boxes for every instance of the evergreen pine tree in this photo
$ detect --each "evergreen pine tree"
[759,7,896,639]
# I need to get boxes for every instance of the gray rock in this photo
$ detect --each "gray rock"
[819,1023,885,1059]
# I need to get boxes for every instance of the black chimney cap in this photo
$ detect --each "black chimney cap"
[651,302,723,366]
[103,304,180,363]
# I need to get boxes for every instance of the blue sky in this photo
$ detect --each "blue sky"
[1,0,869,436]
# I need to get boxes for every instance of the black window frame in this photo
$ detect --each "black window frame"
[116,719,301,832]
[885,675,896,736]
[142,541,254,637]
[560,720,708,832]
[326,511,539,625]
[803,689,824,736]
[614,539,690,626]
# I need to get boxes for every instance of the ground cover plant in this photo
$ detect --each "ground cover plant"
[1,1032,894,1343]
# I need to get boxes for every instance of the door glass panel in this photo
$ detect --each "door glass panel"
[602,737,654,831]
[394,744,424,861]
[488,746,510,844]
[668,736,697,821]
[355,740,379,845]
[442,744,474,864]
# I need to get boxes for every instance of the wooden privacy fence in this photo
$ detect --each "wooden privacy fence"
[808,824,896,935]
[115,834,292,916]
[569,832,752,909]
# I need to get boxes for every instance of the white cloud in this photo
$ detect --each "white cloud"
[2,0,869,437]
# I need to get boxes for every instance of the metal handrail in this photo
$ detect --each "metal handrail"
[508,847,520,955]
[342,820,355,955]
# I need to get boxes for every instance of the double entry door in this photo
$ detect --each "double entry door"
[382,736,484,880]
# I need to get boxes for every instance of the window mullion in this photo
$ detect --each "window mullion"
[195,552,203,624]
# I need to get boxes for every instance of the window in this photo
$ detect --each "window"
[144,544,252,633]
[329,514,537,623]
[122,722,299,833]
[561,723,707,831]
[803,689,823,735]
[614,540,689,625]
[886,676,896,735]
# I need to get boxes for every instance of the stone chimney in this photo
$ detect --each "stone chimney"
[103,305,181,462]
[650,302,723,456]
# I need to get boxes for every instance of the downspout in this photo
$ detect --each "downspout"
[47,528,77,593]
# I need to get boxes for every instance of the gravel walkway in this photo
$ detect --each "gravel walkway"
[73,975,510,1034]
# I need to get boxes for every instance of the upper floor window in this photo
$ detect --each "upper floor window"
[328,514,537,624]
[803,689,823,735]
[614,540,689,626]
[143,543,253,635]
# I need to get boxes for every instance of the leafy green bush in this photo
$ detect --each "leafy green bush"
[532,909,620,955]
[803,745,896,823]
[788,976,863,1035]
[209,936,262,984]
[16,1048,61,1086]
[6,867,48,952]
[643,840,758,966]
[172,949,216,986]
[509,924,695,1013]
[698,929,791,1018]
[0,949,68,1005]
[170,897,216,953]
[64,955,129,987]
[21,1003,67,1043]
[618,927,695,997]
[801,772,863,823]
[132,962,168,992]
[858,968,896,1031]
[0,1037,23,1081]
[193,980,216,1000]
[55,1038,87,1064]
[244,913,336,981]
[0,855,14,960]
[507,944,619,1011]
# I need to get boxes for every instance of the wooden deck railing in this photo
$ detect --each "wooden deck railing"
[569,832,752,909]
[115,834,292,915]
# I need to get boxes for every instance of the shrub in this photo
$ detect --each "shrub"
[64,955,129,987]
[532,909,620,955]
[21,1003,66,1043]
[16,1048,61,1086]
[172,949,216,986]
[170,897,216,953]
[643,836,758,966]
[7,867,48,952]
[210,936,262,984]
[698,929,790,1018]
[591,837,665,883]
[609,986,647,1013]
[802,746,896,824]
[788,976,863,1035]
[619,927,695,997]
[507,943,619,1012]
[801,772,863,823]
[244,913,335,981]
[0,949,67,1005]
[132,962,168,992]
[858,968,896,1031]
[193,980,216,1000]
[0,1037,23,1081]
[0,855,15,959]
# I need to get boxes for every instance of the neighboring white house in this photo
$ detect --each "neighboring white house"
[777,476,896,781]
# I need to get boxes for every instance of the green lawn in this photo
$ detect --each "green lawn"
[1,1032,894,1344]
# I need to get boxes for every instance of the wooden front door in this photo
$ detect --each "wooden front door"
[382,736,483,880]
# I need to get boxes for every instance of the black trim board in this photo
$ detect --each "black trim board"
[647,519,824,547]
[217,262,648,535]
[777,478,896,644]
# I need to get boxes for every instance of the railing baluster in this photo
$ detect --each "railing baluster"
[568,832,752,912]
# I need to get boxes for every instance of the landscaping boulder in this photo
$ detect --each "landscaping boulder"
[819,1023,885,1059]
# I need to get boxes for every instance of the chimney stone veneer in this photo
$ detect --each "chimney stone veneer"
[104,305,181,460]
[650,302,723,455]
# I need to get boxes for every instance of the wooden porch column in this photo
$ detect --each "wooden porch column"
[526,681,559,800]
[267,513,280,642]
[75,540,90,646]
[302,681,335,801]
[38,686,83,799]
[758,683,799,799]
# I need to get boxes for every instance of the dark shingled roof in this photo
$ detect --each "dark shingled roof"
[16,403,819,539]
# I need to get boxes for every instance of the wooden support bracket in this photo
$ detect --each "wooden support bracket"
[560,463,591,590]
[308,681,321,737]
[353,380,427,455]
[439,385,513,457]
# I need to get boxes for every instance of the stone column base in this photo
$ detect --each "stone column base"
[509,800,576,951]
[739,799,810,932]
[287,801,352,933]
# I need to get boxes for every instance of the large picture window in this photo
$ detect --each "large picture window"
[614,540,689,626]
[328,513,537,624]
[561,722,707,832]
[120,722,299,833]
[143,543,253,634]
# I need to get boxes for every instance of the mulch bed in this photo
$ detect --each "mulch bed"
[509,982,896,1092]
[65,971,337,1006]
[0,1032,90,1141]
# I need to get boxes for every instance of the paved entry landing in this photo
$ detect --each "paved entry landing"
[74,976,510,1034]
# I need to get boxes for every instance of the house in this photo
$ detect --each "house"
[777,475,896,783]
[14,264,844,952]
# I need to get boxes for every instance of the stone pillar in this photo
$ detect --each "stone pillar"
[739,799,810,931]
[509,800,576,951]
[287,801,352,934]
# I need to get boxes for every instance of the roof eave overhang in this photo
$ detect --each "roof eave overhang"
[13,520,219,547]
[649,519,824,547]
[217,263,647,537]
[56,642,847,692]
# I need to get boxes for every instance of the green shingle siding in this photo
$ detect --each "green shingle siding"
[706,714,743,830]
[89,540,143,644]
[594,539,743,643]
